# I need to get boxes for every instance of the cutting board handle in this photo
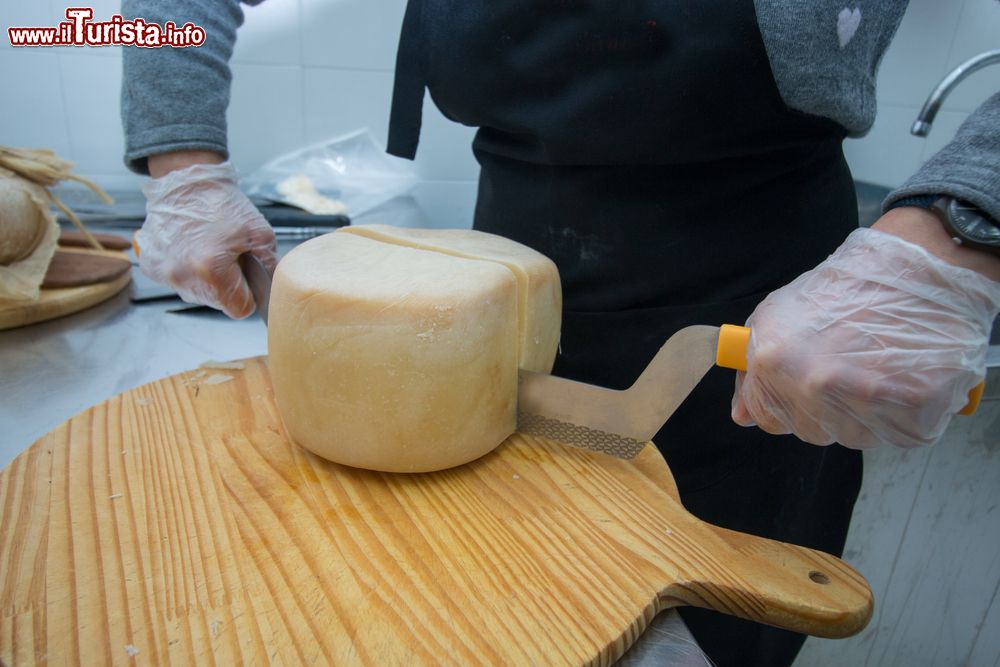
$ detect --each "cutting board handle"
[716,324,983,415]
[662,521,874,638]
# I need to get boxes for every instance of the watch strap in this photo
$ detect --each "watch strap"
[886,194,938,211]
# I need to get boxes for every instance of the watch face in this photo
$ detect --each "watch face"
[948,199,1000,245]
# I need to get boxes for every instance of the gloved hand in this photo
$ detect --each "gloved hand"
[135,161,277,319]
[732,228,1000,449]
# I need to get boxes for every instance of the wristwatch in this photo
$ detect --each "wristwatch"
[891,195,1000,257]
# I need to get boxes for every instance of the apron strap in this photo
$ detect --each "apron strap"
[387,0,425,160]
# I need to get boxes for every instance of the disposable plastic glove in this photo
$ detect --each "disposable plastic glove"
[135,161,276,319]
[732,228,1000,449]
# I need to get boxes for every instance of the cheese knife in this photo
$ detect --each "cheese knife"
[132,233,272,322]
[519,324,984,459]
[517,325,749,458]
[239,253,272,324]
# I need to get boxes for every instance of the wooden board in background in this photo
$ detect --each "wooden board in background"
[0,248,131,330]
[0,271,130,330]
[57,230,133,251]
[42,250,131,288]
[0,358,872,665]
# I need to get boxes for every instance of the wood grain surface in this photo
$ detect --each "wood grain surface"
[0,358,872,666]
[0,249,131,331]
[42,250,131,288]
[57,230,133,252]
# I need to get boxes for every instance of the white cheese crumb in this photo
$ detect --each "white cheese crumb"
[109,494,123,500]
[125,644,140,657]
[200,360,246,370]
[512,474,520,481]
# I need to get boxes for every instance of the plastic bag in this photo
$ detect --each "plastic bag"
[241,129,418,218]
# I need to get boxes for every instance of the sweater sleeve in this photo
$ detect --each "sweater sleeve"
[120,0,261,174]
[884,92,1000,224]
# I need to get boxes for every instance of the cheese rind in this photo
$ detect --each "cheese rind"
[269,232,519,472]
[0,177,48,265]
[0,176,60,301]
[339,224,561,373]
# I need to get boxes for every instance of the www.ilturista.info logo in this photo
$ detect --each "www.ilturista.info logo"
[7,7,206,48]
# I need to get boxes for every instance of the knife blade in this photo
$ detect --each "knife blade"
[518,322,985,458]
[516,325,750,459]
[239,253,272,324]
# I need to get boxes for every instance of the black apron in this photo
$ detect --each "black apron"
[389,3,863,665]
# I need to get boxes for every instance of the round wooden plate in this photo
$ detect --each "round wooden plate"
[0,249,131,331]
[42,250,131,288]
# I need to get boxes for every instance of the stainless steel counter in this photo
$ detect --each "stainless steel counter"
[0,272,267,466]
[0,219,709,666]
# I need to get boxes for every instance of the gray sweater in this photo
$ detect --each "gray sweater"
[120,0,1000,222]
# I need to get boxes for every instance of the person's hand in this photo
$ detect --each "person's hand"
[731,225,1000,449]
[135,158,276,319]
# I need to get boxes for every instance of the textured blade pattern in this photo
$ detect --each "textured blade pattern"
[517,412,647,460]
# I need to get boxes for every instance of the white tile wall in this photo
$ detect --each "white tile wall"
[844,0,1000,189]
[299,0,406,71]
[231,0,300,66]
[58,53,126,174]
[0,0,61,51]
[942,0,1000,113]
[1,0,995,221]
[301,66,395,150]
[411,181,479,229]
[873,0,961,108]
[0,50,73,157]
[414,98,480,183]
[228,63,304,173]
[841,104,927,187]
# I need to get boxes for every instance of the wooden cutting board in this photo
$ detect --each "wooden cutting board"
[0,358,872,666]
[0,248,131,330]
[42,250,132,288]
[57,230,133,251]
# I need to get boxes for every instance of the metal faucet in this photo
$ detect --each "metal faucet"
[911,49,1000,136]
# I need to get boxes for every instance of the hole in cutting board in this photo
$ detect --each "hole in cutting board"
[809,570,831,585]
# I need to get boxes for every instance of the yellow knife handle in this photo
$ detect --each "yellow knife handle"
[960,383,984,416]
[715,324,983,416]
[716,324,750,372]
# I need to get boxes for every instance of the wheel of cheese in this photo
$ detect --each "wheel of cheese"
[0,176,48,265]
[339,224,561,373]
[269,231,521,472]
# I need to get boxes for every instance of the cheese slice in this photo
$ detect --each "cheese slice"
[339,224,561,373]
[269,232,519,472]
